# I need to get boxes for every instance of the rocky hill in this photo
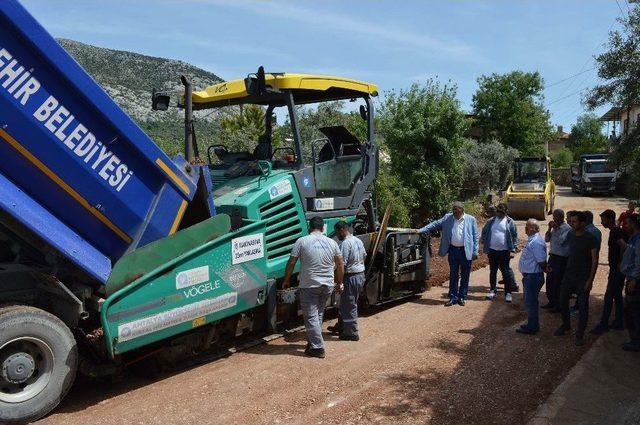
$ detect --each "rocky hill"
[58,39,223,155]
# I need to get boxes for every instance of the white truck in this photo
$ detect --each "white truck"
[570,153,617,196]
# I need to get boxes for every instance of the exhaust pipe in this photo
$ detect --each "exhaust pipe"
[181,75,194,163]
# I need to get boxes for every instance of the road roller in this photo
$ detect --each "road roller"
[505,157,556,220]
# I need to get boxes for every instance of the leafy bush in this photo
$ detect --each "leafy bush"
[374,163,412,228]
[462,139,518,192]
[613,126,640,186]
[218,105,266,153]
[550,148,574,168]
[379,80,468,225]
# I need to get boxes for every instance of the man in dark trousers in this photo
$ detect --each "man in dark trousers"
[516,219,547,335]
[591,209,629,334]
[543,209,572,312]
[418,201,479,307]
[328,221,366,341]
[621,214,640,351]
[481,203,518,302]
[554,211,600,346]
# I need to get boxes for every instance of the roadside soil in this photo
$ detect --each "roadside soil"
[37,188,628,425]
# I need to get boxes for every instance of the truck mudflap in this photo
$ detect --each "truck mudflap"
[101,216,269,357]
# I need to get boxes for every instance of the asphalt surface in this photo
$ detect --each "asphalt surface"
[36,187,630,425]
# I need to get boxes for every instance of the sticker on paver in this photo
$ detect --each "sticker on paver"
[315,198,334,211]
[175,265,210,289]
[269,179,292,200]
[117,292,237,342]
[231,233,264,265]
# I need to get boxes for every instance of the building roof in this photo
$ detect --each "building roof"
[191,73,378,109]
[600,107,622,121]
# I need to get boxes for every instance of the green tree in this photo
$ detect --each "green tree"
[612,127,640,189]
[218,104,266,152]
[550,148,574,168]
[585,5,640,185]
[585,7,640,110]
[379,80,468,224]
[472,71,553,155]
[566,113,608,159]
[462,139,518,192]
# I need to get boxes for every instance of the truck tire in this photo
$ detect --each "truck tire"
[0,306,78,424]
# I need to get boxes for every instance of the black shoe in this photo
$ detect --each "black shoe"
[610,322,625,331]
[510,284,520,293]
[575,336,586,347]
[339,334,360,341]
[590,324,608,335]
[458,299,466,306]
[553,326,570,336]
[622,342,640,352]
[445,299,457,307]
[327,325,342,334]
[541,303,554,309]
[516,327,537,335]
[304,347,326,358]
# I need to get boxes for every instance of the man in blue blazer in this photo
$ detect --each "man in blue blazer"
[418,201,479,306]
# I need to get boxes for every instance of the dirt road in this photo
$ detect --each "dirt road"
[38,188,628,425]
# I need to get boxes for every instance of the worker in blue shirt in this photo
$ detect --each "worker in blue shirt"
[516,219,547,335]
[418,201,479,307]
[328,221,367,341]
[621,214,640,351]
[585,210,602,247]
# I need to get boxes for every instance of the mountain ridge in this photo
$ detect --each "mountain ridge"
[58,38,224,155]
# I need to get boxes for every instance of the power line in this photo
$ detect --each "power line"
[552,9,622,101]
[548,87,590,105]
[546,67,596,88]
[615,0,626,14]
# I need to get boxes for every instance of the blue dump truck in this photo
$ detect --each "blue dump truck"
[0,1,429,422]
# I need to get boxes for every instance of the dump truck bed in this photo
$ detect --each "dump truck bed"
[0,0,202,282]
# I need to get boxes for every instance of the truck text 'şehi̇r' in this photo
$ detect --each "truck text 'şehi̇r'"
[0,1,430,422]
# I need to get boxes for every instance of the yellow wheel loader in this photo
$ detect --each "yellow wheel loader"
[505,157,555,220]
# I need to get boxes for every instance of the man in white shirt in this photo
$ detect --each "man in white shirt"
[418,202,479,306]
[543,209,572,312]
[481,203,518,302]
[516,219,547,335]
[283,217,344,358]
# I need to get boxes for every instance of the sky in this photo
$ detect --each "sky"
[20,0,626,132]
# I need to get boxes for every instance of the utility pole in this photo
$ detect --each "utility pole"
[545,139,549,157]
